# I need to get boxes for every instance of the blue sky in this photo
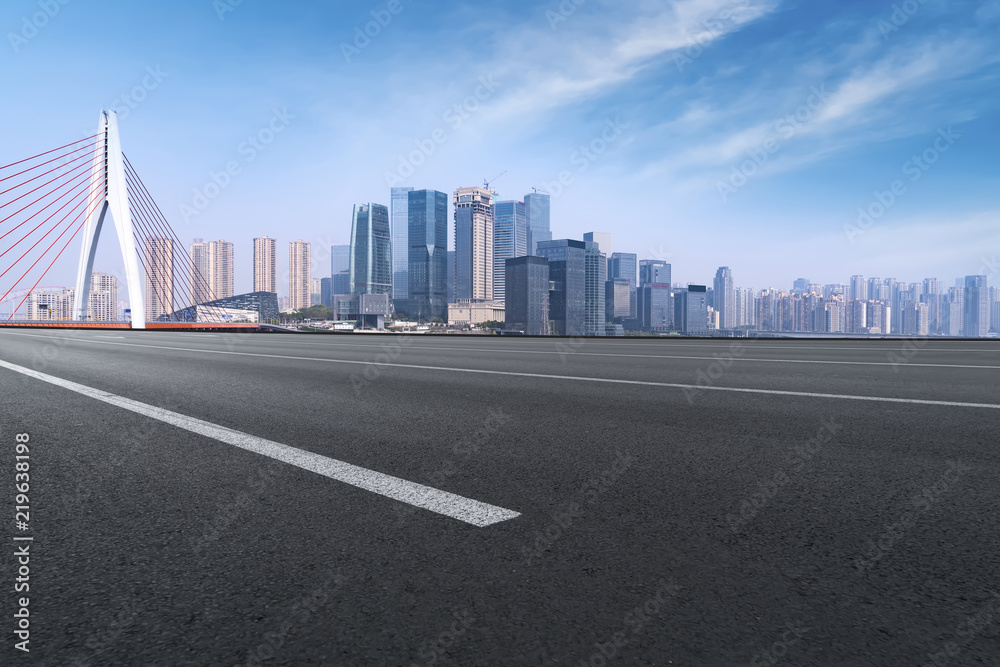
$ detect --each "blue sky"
[2,0,998,297]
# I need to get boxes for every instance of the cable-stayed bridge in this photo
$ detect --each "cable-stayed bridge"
[0,111,258,330]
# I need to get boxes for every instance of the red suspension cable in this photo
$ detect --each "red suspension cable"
[0,133,99,172]
[0,135,102,186]
[1,186,106,311]
[7,190,108,320]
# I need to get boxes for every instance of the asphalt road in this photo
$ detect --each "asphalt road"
[1,329,998,666]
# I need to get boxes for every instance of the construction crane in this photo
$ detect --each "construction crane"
[483,171,507,191]
[531,186,549,194]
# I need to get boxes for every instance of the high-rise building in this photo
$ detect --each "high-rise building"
[447,250,455,302]
[208,240,234,301]
[525,192,551,255]
[492,200,528,302]
[584,240,607,337]
[453,186,494,301]
[714,266,735,329]
[849,275,867,302]
[253,237,277,294]
[608,252,637,319]
[675,285,708,334]
[391,186,414,299]
[505,256,549,335]
[190,239,210,305]
[963,275,990,338]
[408,189,449,321]
[331,244,350,296]
[902,301,929,336]
[89,272,118,321]
[606,278,631,322]
[640,283,671,331]
[640,260,670,287]
[867,277,883,301]
[320,277,334,308]
[349,203,392,296]
[288,240,311,311]
[536,239,586,336]
[583,232,612,258]
[310,278,322,306]
[26,288,75,320]
[144,236,174,321]
[792,278,810,294]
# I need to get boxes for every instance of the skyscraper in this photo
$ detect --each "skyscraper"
[639,259,670,287]
[492,199,528,302]
[675,286,709,334]
[525,191,551,255]
[606,278,631,322]
[505,256,549,335]
[584,240,607,337]
[88,272,118,321]
[349,203,392,295]
[208,240,234,301]
[391,186,414,299]
[640,283,671,331]
[453,186,493,301]
[608,252,637,318]
[253,237,277,294]
[537,239,586,336]
[288,240,311,311]
[144,236,174,321]
[849,275,867,302]
[714,266,735,329]
[331,244,350,296]
[963,275,990,337]
[190,239,210,305]
[408,189,448,320]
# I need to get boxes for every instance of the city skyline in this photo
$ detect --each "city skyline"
[6,0,997,296]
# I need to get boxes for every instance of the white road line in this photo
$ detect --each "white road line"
[0,358,520,528]
[2,332,999,410]
[14,331,997,370]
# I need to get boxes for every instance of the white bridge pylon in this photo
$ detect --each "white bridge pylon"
[73,110,145,328]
